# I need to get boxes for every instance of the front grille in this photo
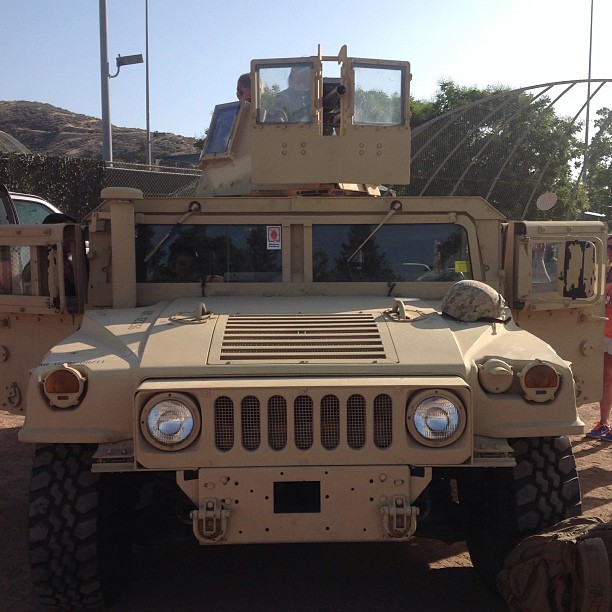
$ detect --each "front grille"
[213,392,394,452]
[216,313,387,362]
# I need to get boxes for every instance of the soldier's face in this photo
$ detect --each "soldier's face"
[292,77,308,91]
[237,86,251,102]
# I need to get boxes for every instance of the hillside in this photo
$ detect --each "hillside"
[0,100,199,163]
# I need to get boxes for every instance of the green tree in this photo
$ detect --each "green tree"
[354,89,401,124]
[583,107,612,218]
[260,84,281,110]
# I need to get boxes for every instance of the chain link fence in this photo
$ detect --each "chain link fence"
[0,154,201,220]
[103,161,200,197]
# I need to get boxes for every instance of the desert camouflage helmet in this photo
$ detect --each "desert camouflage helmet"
[441,279,506,322]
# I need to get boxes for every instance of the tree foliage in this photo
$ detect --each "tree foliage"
[354,89,401,124]
[583,107,612,218]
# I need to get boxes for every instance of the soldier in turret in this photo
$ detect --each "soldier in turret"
[274,65,311,122]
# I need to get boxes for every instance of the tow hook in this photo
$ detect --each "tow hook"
[380,495,418,539]
[191,498,231,543]
[3,381,21,409]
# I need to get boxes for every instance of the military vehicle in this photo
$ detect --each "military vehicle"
[0,47,606,609]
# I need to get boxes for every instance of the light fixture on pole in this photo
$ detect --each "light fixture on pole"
[109,54,144,79]
[103,53,143,163]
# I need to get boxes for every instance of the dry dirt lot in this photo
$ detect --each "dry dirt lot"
[1,403,610,612]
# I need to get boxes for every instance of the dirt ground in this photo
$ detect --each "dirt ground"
[0,402,610,612]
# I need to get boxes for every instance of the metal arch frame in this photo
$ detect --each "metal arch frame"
[409,78,612,217]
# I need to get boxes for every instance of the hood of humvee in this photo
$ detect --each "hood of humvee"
[64,295,550,379]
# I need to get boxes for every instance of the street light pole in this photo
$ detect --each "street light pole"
[99,0,112,162]
[99,0,144,163]
[145,0,152,166]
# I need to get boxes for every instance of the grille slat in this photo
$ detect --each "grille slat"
[347,394,366,449]
[374,394,393,449]
[321,395,340,450]
[214,397,234,452]
[268,396,287,451]
[214,392,394,453]
[222,340,384,346]
[241,396,261,451]
[295,396,314,450]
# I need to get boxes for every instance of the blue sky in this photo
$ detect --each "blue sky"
[2,0,610,139]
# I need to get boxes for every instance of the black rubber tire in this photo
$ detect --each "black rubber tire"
[28,443,133,609]
[461,436,581,588]
[512,436,582,532]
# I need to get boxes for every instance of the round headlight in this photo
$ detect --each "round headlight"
[406,391,466,447]
[141,394,200,451]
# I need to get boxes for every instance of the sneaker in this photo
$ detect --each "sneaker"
[600,430,612,442]
[586,422,611,439]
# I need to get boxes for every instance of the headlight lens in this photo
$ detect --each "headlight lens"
[41,364,86,408]
[518,360,560,402]
[406,391,466,447]
[141,394,200,451]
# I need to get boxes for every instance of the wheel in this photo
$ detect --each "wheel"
[28,443,134,609]
[460,436,581,588]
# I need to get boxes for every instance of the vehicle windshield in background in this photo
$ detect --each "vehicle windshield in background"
[11,194,60,224]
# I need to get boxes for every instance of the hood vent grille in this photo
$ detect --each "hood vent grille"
[217,314,387,362]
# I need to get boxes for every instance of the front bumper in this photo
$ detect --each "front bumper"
[178,465,431,544]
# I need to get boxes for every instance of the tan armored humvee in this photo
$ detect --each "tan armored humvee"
[0,47,607,609]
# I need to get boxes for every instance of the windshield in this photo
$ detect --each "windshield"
[313,224,471,282]
[136,224,283,283]
[136,222,470,284]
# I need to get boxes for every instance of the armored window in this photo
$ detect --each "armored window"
[353,64,405,125]
[136,224,282,283]
[531,241,560,293]
[0,245,36,296]
[201,102,241,158]
[312,223,471,283]
[256,62,313,124]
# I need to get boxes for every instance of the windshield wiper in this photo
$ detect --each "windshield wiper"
[144,201,201,263]
[346,200,402,263]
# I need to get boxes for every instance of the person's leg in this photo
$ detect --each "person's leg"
[600,352,612,441]
[586,349,612,438]
[601,351,612,424]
